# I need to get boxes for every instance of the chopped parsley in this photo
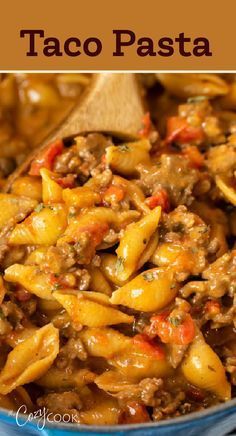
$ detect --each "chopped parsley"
[34,203,54,213]
[118,144,130,152]
[69,211,76,218]
[143,271,156,282]
[207,365,216,372]
[52,282,61,291]
[187,96,207,103]
[169,316,181,327]
[116,257,125,274]
[34,203,45,213]
[172,222,185,233]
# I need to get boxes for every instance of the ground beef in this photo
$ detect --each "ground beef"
[206,135,236,177]
[54,134,112,181]
[138,154,200,207]
[108,378,163,407]
[56,337,88,369]
[153,205,210,279]
[181,250,236,301]
[37,391,82,423]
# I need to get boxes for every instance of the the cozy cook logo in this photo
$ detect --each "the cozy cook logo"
[8,405,77,430]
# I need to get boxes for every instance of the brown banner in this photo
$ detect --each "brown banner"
[0,0,235,70]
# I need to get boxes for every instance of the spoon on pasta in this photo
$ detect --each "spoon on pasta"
[4,73,144,192]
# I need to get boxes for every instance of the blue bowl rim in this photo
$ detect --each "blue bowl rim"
[0,397,235,432]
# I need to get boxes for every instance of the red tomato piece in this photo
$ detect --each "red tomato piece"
[205,300,221,315]
[139,112,151,138]
[145,189,170,212]
[147,312,195,346]
[166,116,204,145]
[133,333,165,360]
[29,140,64,176]
[119,402,150,424]
[56,174,76,188]
[182,145,205,169]
[103,185,125,204]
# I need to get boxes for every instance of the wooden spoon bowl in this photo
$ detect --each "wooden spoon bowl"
[4,73,144,192]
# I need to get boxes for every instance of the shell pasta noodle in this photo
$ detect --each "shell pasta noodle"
[0,74,235,426]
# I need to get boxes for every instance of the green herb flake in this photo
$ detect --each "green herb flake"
[207,365,216,372]
[143,271,156,282]
[187,96,207,104]
[34,203,45,213]
[169,316,181,327]
[116,257,125,274]
[118,144,130,152]
[52,282,61,292]
[0,308,4,319]
[172,222,185,234]
[69,211,76,218]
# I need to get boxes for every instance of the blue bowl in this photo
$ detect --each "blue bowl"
[0,399,235,436]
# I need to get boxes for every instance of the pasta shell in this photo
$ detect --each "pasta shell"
[116,206,161,280]
[156,73,229,99]
[111,344,170,381]
[181,334,231,401]
[4,264,55,300]
[215,175,236,206]
[0,324,59,395]
[40,168,63,203]
[54,291,134,327]
[80,391,120,426]
[106,139,151,177]
[0,194,37,231]
[63,186,101,208]
[6,322,38,348]
[11,176,42,201]
[79,327,131,359]
[37,367,95,390]
[100,253,130,287]
[9,204,68,245]
[88,266,112,296]
[110,267,178,312]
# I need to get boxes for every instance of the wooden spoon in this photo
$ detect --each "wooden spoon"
[4,73,144,192]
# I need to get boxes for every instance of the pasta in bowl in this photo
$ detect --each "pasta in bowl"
[0,75,235,434]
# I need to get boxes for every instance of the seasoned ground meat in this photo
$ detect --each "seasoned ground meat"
[54,134,112,181]
[37,392,82,423]
[138,154,200,207]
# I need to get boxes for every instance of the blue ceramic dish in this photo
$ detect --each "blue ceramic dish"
[0,398,235,436]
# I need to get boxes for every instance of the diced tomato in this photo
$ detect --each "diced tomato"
[147,312,195,346]
[205,300,221,316]
[166,116,204,145]
[145,189,170,212]
[103,185,125,204]
[139,112,151,138]
[119,402,150,424]
[77,222,109,247]
[133,333,165,360]
[56,174,76,188]
[49,273,62,289]
[182,145,204,169]
[29,140,64,176]
[101,154,107,164]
